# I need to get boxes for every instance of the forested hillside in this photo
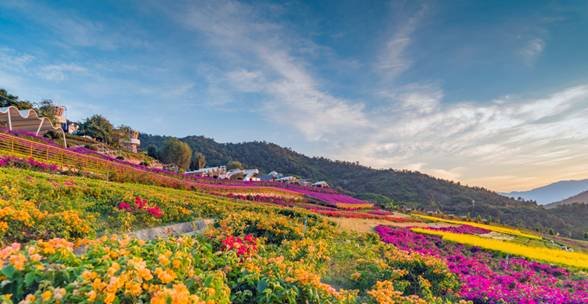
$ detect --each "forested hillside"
[140,134,588,239]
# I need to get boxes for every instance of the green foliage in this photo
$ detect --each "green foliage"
[77,114,114,144]
[0,88,33,109]
[227,160,244,170]
[146,144,159,159]
[159,138,192,170]
[35,99,59,124]
[192,152,206,170]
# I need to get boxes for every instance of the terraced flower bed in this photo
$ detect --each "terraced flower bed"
[0,168,467,303]
[375,225,588,303]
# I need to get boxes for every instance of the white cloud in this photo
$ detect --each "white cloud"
[520,38,545,65]
[39,64,87,81]
[162,0,369,141]
[138,1,588,191]
[377,3,429,79]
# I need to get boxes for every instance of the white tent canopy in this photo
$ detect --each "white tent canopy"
[0,106,67,147]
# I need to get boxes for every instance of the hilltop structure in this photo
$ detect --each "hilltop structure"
[0,106,67,146]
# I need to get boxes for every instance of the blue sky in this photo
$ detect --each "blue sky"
[1,0,588,191]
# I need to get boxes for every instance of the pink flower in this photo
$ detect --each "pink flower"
[134,196,147,209]
[117,202,132,211]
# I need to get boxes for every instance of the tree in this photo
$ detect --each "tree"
[36,100,59,124]
[147,145,159,159]
[227,160,243,170]
[159,139,192,170]
[0,88,33,109]
[77,115,114,144]
[192,152,206,170]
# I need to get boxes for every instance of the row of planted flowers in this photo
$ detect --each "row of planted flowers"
[0,146,375,212]
[375,225,588,303]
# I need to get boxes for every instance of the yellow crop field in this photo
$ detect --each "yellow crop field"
[411,228,588,269]
[414,214,542,240]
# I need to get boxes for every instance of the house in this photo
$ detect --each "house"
[312,181,330,188]
[220,168,260,181]
[276,176,298,183]
[185,166,227,178]
[261,171,283,181]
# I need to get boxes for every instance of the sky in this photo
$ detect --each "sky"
[1,0,588,192]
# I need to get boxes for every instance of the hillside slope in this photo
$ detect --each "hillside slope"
[140,134,588,239]
[547,190,588,209]
[504,179,588,204]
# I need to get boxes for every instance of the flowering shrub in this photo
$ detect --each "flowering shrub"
[425,224,491,235]
[309,209,414,222]
[0,199,95,244]
[376,225,588,303]
[117,196,164,219]
[0,156,59,173]
[221,234,258,257]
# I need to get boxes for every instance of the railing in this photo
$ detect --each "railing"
[0,132,187,188]
[0,132,299,196]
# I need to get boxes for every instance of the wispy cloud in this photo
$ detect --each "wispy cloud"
[154,0,588,191]
[38,64,87,81]
[520,37,545,65]
[0,0,148,50]
[377,3,429,79]
[160,0,369,141]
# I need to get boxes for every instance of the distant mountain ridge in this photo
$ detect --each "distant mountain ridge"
[504,179,588,204]
[547,190,588,209]
[140,133,588,239]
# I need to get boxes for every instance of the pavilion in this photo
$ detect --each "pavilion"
[0,106,67,147]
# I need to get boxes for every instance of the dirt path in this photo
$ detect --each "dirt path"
[329,217,452,234]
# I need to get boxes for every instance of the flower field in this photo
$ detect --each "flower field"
[0,130,374,213]
[411,227,588,269]
[376,226,588,303]
[414,214,542,240]
[0,167,468,303]
[0,145,586,303]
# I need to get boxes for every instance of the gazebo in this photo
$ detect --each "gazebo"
[0,106,67,147]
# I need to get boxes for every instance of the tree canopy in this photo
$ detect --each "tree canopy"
[192,152,206,170]
[0,88,33,109]
[159,139,192,170]
[77,115,114,144]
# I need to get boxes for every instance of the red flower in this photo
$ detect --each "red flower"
[221,235,257,257]
[117,202,132,211]
[134,196,148,209]
[146,206,163,218]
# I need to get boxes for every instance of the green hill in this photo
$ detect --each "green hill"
[140,134,588,239]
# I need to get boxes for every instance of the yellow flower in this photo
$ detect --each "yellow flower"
[155,268,176,283]
[125,281,142,296]
[9,253,26,270]
[137,267,153,281]
[158,253,170,266]
[41,290,52,301]
[86,290,97,302]
[172,258,181,269]
[104,292,116,304]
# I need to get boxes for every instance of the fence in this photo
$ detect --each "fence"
[0,132,187,188]
[0,133,302,197]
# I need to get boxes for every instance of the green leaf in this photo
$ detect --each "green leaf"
[24,272,36,286]
[1,265,15,279]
